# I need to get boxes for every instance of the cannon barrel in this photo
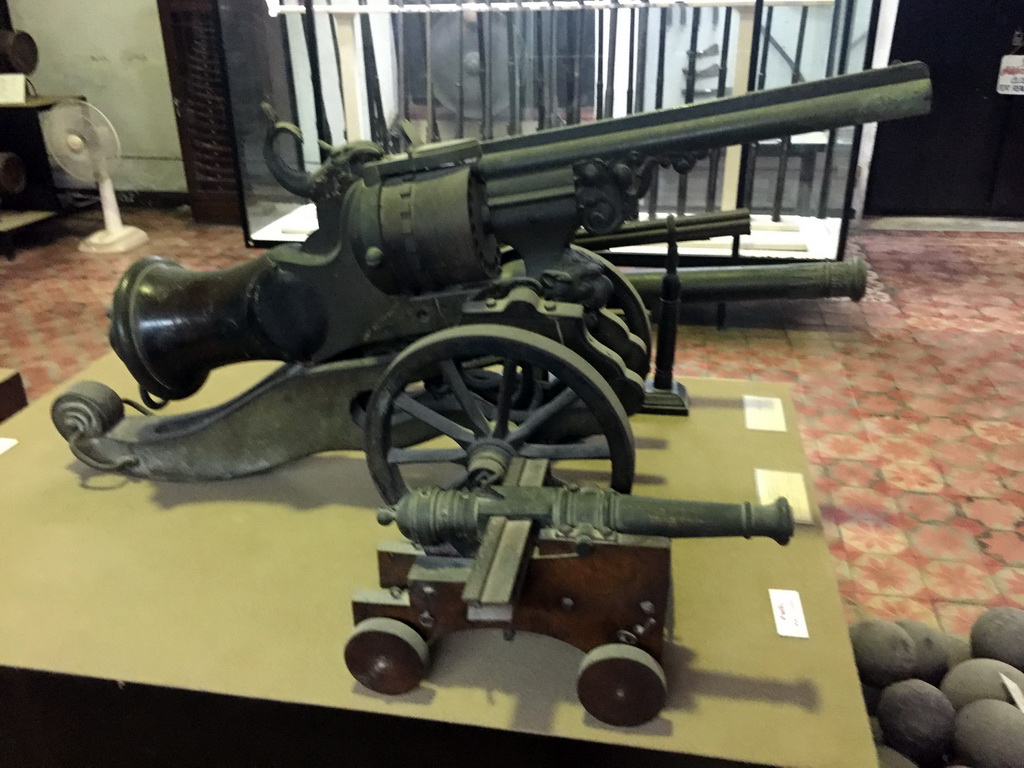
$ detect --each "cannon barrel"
[626,256,869,305]
[574,210,751,250]
[378,485,794,549]
[474,62,931,179]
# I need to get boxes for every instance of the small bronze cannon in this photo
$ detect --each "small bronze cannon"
[50,63,931,501]
[347,459,795,726]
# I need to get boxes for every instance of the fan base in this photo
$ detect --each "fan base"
[79,226,149,254]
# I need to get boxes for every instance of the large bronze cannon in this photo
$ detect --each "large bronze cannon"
[51,62,931,502]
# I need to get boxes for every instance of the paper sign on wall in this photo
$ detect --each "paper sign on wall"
[997,55,1024,95]
[0,437,18,456]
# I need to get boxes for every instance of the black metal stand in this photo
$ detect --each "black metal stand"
[642,215,689,416]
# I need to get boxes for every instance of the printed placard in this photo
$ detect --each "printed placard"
[756,468,813,524]
[997,55,1024,95]
[743,395,787,432]
[769,589,809,639]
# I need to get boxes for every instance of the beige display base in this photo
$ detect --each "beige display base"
[0,354,874,768]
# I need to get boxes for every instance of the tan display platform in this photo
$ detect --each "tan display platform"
[0,355,874,768]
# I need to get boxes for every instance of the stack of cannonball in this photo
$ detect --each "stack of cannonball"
[848,607,1024,768]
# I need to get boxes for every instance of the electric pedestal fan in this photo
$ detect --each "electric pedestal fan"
[41,99,149,253]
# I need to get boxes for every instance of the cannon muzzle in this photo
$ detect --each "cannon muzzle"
[109,256,329,400]
[378,485,795,550]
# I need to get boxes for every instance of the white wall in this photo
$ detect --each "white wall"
[9,0,187,192]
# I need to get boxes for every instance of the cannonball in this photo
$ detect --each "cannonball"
[940,658,1024,710]
[954,699,1024,768]
[896,620,949,686]
[943,633,972,670]
[864,682,883,715]
[850,620,916,687]
[877,679,955,765]
[971,607,1024,672]
[876,744,919,768]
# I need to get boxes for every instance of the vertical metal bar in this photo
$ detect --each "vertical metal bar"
[634,6,649,115]
[546,9,557,123]
[741,5,773,211]
[477,13,487,138]
[647,5,669,218]
[705,6,732,211]
[535,11,546,129]
[457,1,466,138]
[595,9,605,118]
[653,216,680,390]
[731,0,765,267]
[626,8,636,116]
[836,0,883,261]
[654,6,668,110]
[486,10,495,138]
[396,0,408,145]
[358,0,387,146]
[478,11,490,139]
[683,7,700,104]
[567,9,583,124]
[756,7,773,90]
[817,0,856,218]
[302,0,331,153]
[425,9,439,141]
[824,0,843,79]
[507,10,520,136]
[678,6,701,214]
[604,7,618,118]
[771,5,809,221]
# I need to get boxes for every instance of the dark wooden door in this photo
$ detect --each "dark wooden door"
[156,0,241,225]
[866,0,1024,216]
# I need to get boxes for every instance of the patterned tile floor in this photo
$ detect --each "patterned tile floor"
[1,208,1022,636]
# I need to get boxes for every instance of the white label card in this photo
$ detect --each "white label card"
[0,437,17,456]
[769,589,809,639]
[0,74,25,104]
[743,395,787,432]
[997,55,1024,95]
[756,468,813,525]
[1000,673,1024,714]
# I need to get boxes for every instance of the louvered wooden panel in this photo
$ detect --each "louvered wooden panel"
[157,0,241,225]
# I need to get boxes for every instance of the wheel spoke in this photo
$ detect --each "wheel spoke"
[507,387,579,447]
[440,359,490,436]
[520,439,611,461]
[395,392,475,445]
[492,361,517,439]
[387,447,468,465]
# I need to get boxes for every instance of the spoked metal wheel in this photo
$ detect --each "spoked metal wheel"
[364,324,636,505]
